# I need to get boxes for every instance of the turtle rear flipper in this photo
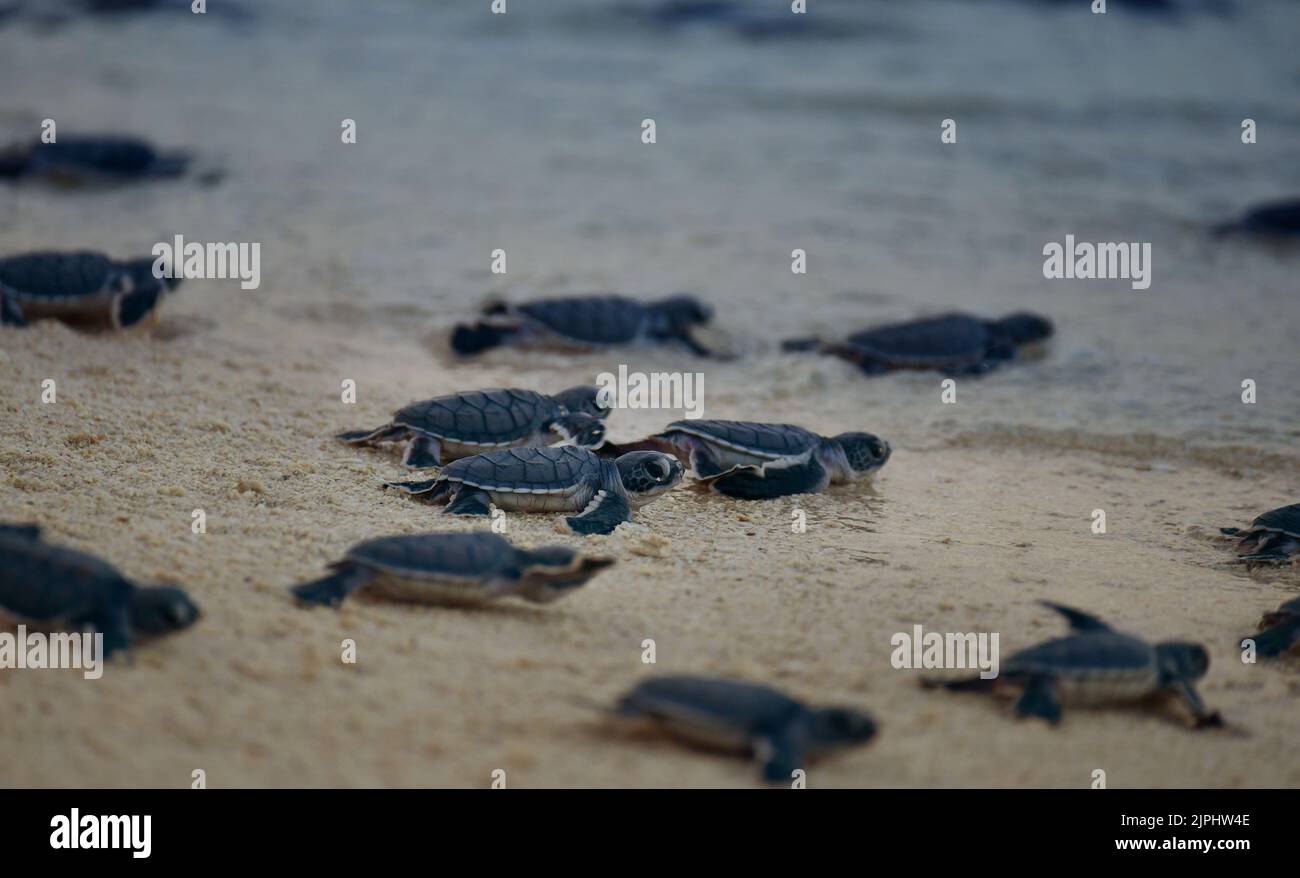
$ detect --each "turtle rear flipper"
[336,424,407,445]
[703,457,829,500]
[567,490,631,536]
[1014,676,1062,724]
[291,565,368,608]
[401,435,443,468]
[1249,617,1300,658]
[451,322,514,355]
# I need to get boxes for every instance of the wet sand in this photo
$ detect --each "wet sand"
[1,0,1298,787]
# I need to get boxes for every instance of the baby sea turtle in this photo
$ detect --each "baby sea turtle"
[0,250,181,330]
[605,419,890,499]
[923,602,1220,727]
[385,446,683,536]
[1219,503,1300,565]
[451,294,714,357]
[0,523,199,657]
[0,135,192,184]
[337,386,609,469]
[291,531,614,608]
[785,311,1053,375]
[1244,597,1300,659]
[1213,198,1300,238]
[611,675,877,783]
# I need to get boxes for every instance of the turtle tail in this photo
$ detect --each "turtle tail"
[291,566,365,608]
[450,322,512,355]
[1249,617,1300,659]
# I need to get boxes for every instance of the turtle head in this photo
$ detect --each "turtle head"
[651,294,713,329]
[517,546,616,602]
[807,706,877,749]
[129,586,201,635]
[830,432,891,474]
[552,412,607,450]
[615,451,684,506]
[552,385,611,420]
[1155,641,1210,683]
[991,312,1053,346]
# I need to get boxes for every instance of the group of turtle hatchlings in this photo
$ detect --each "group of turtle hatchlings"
[3,135,1300,782]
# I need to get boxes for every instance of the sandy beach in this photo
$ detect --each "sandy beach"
[1,0,1298,787]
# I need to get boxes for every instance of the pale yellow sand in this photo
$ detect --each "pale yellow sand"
[2,0,1299,788]
[1,308,1297,788]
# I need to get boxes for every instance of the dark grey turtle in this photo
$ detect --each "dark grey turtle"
[611,675,877,783]
[337,386,610,469]
[385,446,683,536]
[291,531,614,608]
[0,523,200,658]
[923,602,1220,728]
[1219,503,1300,565]
[605,419,889,499]
[0,135,193,184]
[450,293,714,357]
[0,250,182,330]
[1213,198,1300,238]
[1243,596,1300,659]
[785,311,1053,376]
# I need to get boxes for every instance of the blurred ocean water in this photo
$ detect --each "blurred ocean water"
[1,0,1297,464]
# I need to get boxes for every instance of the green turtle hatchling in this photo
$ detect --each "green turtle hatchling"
[385,446,683,535]
[291,531,614,608]
[337,386,608,469]
[0,250,181,330]
[0,523,200,657]
[604,419,889,499]
[1219,503,1300,566]
[1242,596,1300,659]
[610,675,877,783]
[923,602,1221,728]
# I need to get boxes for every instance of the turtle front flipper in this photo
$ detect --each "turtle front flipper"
[703,457,829,500]
[112,283,162,329]
[1249,616,1300,658]
[1040,602,1112,632]
[754,733,805,785]
[443,486,495,516]
[1168,680,1222,728]
[1014,676,1062,724]
[401,435,444,469]
[567,490,632,536]
[291,564,370,608]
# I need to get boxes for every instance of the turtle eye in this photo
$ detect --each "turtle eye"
[645,459,668,481]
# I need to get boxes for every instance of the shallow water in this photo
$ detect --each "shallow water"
[3,0,1296,467]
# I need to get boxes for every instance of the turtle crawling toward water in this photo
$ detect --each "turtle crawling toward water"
[604,419,889,499]
[0,250,181,330]
[923,602,1220,728]
[0,135,195,185]
[1243,597,1300,659]
[451,293,715,357]
[1220,503,1300,566]
[338,386,609,469]
[611,675,877,783]
[0,523,200,657]
[291,531,614,608]
[385,446,683,535]
[785,311,1053,376]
